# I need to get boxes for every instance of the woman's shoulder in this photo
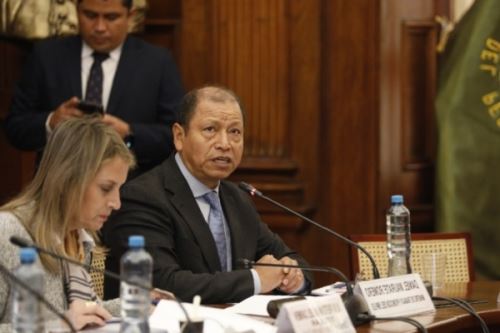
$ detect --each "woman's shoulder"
[0,210,32,270]
[0,210,22,226]
[0,209,30,238]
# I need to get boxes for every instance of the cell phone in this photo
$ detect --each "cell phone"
[77,101,104,115]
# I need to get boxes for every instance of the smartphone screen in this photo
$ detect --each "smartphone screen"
[77,101,104,115]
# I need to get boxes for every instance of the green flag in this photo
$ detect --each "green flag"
[436,0,500,278]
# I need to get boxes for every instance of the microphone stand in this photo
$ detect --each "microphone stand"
[238,182,381,279]
[9,236,193,327]
[0,262,76,333]
[240,259,369,326]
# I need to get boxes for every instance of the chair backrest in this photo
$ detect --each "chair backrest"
[90,252,106,300]
[348,232,474,282]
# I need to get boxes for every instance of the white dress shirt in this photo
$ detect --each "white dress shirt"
[81,42,123,111]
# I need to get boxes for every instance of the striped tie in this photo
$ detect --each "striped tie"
[203,191,228,271]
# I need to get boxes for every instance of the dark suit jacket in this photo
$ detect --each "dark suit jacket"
[101,155,313,303]
[5,35,184,176]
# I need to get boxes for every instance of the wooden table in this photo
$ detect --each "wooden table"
[357,281,500,333]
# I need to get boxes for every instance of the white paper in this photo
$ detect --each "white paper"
[311,282,347,296]
[225,295,297,316]
[149,300,277,333]
[275,295,355,333]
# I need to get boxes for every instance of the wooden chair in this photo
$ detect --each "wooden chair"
[348,232,475,282]
[89,252,106,300]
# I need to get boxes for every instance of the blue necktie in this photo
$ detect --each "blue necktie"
[203,191,228,271]
[85,52,109,105]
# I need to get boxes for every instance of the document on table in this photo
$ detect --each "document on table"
[225,295,314,317]
[149,300,277,333]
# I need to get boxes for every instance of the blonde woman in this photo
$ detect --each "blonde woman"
[0,116,135,331]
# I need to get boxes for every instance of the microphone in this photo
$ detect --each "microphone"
[0,261,76,333]
[238,258,369,326]
[238,182,381,279]
[9,236,194,326]
[11,236,154,293]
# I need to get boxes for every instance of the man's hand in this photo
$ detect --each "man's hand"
[255,254,285,293]
[49,97,83,129]
[102,114,130,138]
[278,256,304,293]
[150,288,176,303]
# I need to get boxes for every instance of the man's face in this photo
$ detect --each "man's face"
[78,0,132,52]
[173,98,244,189]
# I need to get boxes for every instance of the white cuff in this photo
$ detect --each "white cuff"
[45,112,55,139]
[250,268,261,295]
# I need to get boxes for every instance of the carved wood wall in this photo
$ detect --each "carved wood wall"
[379,1,445,235]
[0,40,35,204]
[0,0,450,284]
[318,0,449,282]
[179,0,322,257]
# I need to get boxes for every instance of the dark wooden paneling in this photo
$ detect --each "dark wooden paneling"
[209,0,290,158]
[0,38,35,204]
[319,0,381,283]
[400,20,438,231]
[379,0,449,234]
[179,0,210,88]
[401,21,437,170]
[141,0,181,60]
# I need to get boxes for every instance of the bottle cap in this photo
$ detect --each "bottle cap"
[20,247,37,263]
[391,194,404,204]
[128,235,145,248]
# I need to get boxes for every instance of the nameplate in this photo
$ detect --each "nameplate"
[276,295,355,333]
[355,273,435,317]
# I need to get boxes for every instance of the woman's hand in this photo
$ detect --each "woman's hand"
[64,299,112,330]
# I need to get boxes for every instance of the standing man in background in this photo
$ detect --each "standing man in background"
[102,86,313,303]
[5,0,184,177]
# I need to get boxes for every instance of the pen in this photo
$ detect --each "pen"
[106,318,121,324]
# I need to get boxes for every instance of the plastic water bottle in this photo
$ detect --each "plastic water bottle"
[386,194,412,276]
[120,235,152,333]
[12,247,44,333]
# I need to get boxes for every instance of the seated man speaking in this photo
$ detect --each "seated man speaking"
[102,86,313,303]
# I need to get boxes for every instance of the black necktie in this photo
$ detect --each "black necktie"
[84,52,109,105]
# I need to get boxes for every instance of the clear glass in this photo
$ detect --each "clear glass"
[421,252,447,291]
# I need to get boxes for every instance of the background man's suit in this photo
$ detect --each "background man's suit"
[5,35,184,176]
[101,155,313,303]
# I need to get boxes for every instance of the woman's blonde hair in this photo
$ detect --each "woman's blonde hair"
[1,116,135,272]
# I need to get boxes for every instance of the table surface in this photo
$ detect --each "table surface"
[356,281,500,333]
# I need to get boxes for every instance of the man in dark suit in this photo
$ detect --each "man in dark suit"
[5,0,184,177]
[102,86,313,303]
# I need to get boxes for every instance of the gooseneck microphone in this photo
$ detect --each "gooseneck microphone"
[238,181,381,279]
[0,262,76,333]
[10,236,134,287]
[9,236,193,326]
[239,258,369,326]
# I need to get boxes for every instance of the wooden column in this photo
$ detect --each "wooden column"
[319,0,381,282]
